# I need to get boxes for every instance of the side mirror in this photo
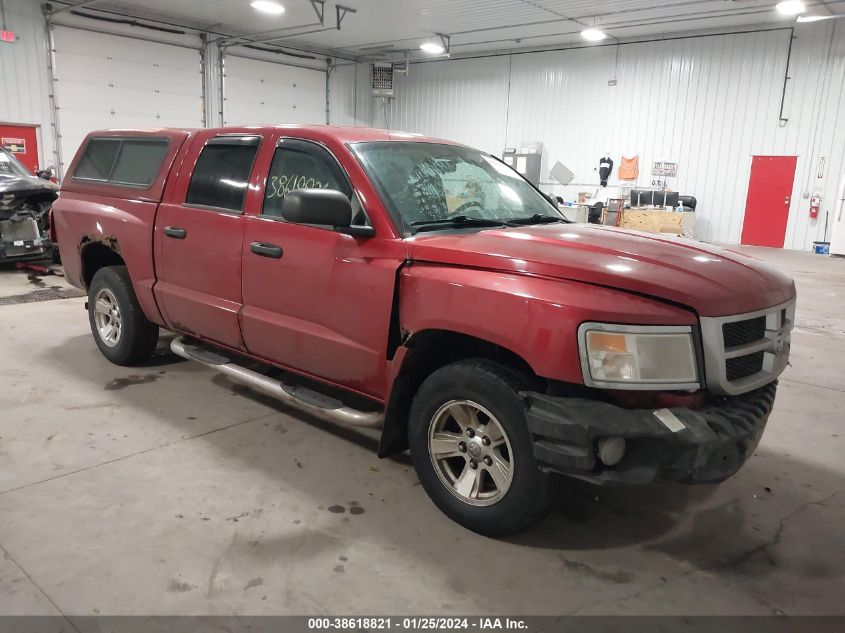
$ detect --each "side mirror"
[36,169,52,180]
[282,189,352,228]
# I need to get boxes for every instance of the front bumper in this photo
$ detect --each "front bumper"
[0,238,48,261]
[523,381,777,485]
[0,217,48,261]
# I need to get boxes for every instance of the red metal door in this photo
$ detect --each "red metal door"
[0,124,39,174]
[239,136,403,400]
[741,156,797,247]
[153,131,263,350]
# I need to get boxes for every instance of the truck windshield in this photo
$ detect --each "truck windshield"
[351,141,563,234]
[0,150,32,178]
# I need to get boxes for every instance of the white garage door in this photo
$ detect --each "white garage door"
[223,55,326,126]
[52,26,203,173]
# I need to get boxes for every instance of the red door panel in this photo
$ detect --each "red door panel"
[240,217,400,399]
[0,124,39,174]
[153,206,246,348]
[153,129,265,350]
[236,133,404,400]
[741,156,797,248]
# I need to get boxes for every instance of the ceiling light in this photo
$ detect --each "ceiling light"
[581,28,607,42]
[775,1,805,16]
[796,14,834,22]
[251,1,285,15]
[420,41,445,54]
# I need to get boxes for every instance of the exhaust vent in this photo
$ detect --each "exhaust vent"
[371,63,395,97]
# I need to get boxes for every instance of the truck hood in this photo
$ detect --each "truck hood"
[406,223,795,317]
[0,172,58,195]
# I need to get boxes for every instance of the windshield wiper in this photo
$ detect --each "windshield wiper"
[505,214,568,226]
[410,215,508,233]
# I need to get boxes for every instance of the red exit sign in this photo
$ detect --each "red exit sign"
[1,31,15,43]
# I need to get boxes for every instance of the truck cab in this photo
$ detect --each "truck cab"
[52,126,796,536]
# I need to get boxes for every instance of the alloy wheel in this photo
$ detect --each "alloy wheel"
[427,399,514,506]
[93,288,122,347]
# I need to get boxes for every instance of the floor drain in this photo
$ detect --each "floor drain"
[0,287,86,306]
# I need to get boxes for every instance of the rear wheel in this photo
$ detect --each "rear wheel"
[87,266,159,366]
[408,359,556,536]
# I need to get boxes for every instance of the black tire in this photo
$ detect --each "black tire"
[408,359,556,537]
[87,265,159,366]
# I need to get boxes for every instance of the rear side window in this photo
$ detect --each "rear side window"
[74,139,121,180]
[110,140,170,186]
[186,136,260,213]
[74,137,169,186]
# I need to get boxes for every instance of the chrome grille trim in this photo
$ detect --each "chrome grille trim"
[699,298,796,396]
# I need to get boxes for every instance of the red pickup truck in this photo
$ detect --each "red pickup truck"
[53,126,795,536]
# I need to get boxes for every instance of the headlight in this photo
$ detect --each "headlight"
[578,323,699,390]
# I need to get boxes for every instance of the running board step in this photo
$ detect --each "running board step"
[170,337,384,429]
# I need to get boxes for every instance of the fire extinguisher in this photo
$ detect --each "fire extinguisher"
[810,195,821,220]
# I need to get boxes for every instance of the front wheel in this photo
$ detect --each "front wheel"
[408,359,556,536]
[87,265,159,366]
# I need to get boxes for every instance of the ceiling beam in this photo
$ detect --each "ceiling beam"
[234,25,334,47]
[47,0,106,16]
[338,0,845,60]
[211,21,323,46]
[308,0,325,24]
[42,0,360,61]
[216,0,346,48]
[335,4,357,29]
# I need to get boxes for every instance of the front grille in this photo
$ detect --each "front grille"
[722,316,766,348]
[700,299,795,395]
[722,316,768,382]
[725,351,765,380]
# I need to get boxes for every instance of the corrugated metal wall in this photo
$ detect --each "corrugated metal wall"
[332,24,845,250]
[785,22,845,250]
[328,61,373,128]
[6,0,845,250]
[389,56,511,156]
[0,0,56,172]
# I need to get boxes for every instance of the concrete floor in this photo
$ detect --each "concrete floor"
[0,247,843,617]
[0,262,79,300]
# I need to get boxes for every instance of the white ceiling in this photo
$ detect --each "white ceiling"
[51,0,845,59]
